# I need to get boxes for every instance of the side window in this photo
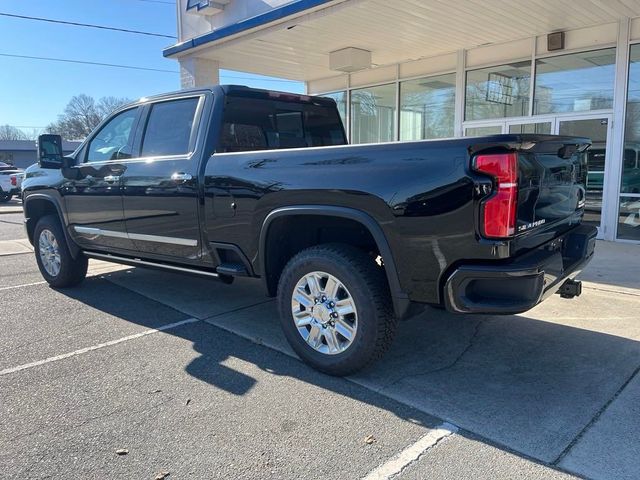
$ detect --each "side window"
[141,98,199,157]
[86,108,139,162]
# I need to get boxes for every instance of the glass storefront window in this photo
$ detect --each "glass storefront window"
[399,74,455,140]
[465,61,531,121]
[322,91,347,130]
[508,122,552,134]
[623,44,640,197]
[350,84,396,144]
[617,196,640,241]
[464,125,502,136]
[534,48,616,115]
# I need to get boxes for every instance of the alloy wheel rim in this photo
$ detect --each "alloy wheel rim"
[38,229,61,277]
[291,271,358,355]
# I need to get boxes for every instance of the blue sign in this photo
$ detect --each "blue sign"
[186,0,215,11]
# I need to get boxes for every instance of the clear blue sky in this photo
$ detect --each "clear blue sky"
[0,0,303,133]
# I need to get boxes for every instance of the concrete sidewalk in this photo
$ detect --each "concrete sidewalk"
[0,198,23,215]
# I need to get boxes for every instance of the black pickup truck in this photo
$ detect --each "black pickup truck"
[23,85,596,375]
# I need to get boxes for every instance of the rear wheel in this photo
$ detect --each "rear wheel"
[277,244,397,376]
[0,192,11,203]
[34,215,88,288]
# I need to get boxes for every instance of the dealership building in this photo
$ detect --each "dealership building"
[165,0,640,243]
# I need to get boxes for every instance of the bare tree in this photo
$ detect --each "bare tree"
[97,96,131,118]
[47,94,131,141]
[0,125,29,141]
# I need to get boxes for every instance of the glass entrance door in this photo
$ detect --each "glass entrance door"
[557,116,612,234]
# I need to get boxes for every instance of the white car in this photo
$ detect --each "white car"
[0,169,23,203]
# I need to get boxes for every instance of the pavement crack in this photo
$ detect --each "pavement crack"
[380,320,484,393]
[582,285,640,297]
[552,361,640,466]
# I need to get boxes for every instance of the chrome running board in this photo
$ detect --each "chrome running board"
[84,251,220,279]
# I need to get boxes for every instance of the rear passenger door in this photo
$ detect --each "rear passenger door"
[120,94,206,261]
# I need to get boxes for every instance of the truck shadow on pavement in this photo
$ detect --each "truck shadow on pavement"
[60,268,640,468]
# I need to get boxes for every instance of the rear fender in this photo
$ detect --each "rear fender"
[258,205,410,319]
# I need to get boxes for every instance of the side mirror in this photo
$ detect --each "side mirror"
[38,134,64,169]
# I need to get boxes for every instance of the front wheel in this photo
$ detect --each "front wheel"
[34,215,88,288]
[277,244,397,376]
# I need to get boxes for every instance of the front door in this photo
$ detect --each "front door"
[557,116,612,236]
[120,95,204,261]
[64,107,140,252]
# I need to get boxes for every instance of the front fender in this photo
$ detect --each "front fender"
[23,192,81,259]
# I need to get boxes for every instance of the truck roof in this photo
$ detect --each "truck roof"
[130,84,336,109]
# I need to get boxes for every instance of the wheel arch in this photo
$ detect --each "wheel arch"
[23,193,81,259]
[258,205,409,318]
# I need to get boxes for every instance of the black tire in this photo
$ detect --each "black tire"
[34,215,88,288]
[0,192,11,203]
[277,244,397,376]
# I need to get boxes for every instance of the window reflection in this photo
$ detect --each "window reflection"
[534,48,615,115]
[465,61,531,121]
[400,74,456,140]
[322,91,347,129]
[618,196,640,240]
[350,84,396,144]
[623,45,640,198]
[508,122,552,134]
[464,125,502,137]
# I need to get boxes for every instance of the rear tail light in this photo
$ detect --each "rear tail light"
[10,175,17,186]
[473,152,518,239]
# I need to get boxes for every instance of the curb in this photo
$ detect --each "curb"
[0,209,23,215]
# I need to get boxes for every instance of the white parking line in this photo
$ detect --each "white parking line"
[0,264,128,292]
[361,423,458,480]
[0,281,47,291]
[0,317,199,377]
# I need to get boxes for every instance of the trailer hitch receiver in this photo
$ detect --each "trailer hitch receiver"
[557,278,582,299]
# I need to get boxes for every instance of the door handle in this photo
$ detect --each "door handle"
[104,175,120,183]
[171,172,193,183]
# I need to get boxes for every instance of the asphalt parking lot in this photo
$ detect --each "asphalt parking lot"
[2,202,639,480]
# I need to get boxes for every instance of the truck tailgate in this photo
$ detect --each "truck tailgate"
[516,137,589,235]
[471,134,591,254]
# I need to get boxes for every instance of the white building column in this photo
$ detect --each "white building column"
[454,49,466,137]
[179,56,220,89]
[602,17,631,241]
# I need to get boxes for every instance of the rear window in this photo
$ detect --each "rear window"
[219,95,346,153]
